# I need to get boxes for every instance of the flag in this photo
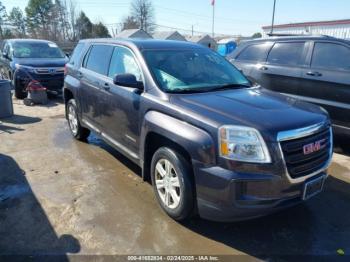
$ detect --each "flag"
[211,0,215,6]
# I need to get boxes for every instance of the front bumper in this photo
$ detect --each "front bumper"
[193,161,327,222]
[14,70,64,93]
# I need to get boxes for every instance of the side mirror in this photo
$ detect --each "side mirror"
[2,52,9,60]
[113,73,143,89]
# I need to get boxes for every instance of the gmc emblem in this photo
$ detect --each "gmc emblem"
[303,139,326,155]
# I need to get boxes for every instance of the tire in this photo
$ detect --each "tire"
[14,79,27,99]
[151,147,195,221]
[66,99,90,141]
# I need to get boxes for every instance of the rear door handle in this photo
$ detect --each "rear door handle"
[77,72,83,79]
[259,66,268,71]
[306,71,322,77]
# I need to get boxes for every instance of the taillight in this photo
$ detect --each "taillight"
[64,64,67,76]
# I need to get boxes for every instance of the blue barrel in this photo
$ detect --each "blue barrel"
[0,80,14,118]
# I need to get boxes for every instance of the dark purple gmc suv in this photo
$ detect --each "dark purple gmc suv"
[64,39,333,222]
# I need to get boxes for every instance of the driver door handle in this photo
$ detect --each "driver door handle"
[259,66,269,71]
[306,71,322,77]
[103,82,110,90]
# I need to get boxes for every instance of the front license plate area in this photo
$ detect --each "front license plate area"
[302,175,326,200]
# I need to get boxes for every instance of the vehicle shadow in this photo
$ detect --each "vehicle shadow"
[0,153,80,259]
[1,115,42,125]
[182,175,350,258]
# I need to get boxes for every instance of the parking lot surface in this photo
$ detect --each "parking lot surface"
[0,98,349,259]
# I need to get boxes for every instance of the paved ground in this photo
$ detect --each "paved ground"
[0,97,349,260]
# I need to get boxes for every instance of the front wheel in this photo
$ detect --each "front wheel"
[67,99,90,141]
[151,147,195,221]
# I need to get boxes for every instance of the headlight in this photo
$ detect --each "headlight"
[219,125,271,163]
[15,64,35,73]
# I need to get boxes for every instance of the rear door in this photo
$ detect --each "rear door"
[259,41,307,95]
[299,41,350,128]
[79,44,114,129]
[230,42,273,83]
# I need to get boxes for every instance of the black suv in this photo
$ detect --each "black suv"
[64,39,333,222]
[0,39,69,99]
[228,36,350,136]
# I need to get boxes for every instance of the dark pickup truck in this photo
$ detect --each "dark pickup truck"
[64,39,333,222]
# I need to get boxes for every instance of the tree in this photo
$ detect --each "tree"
[25,0,54,39]
[121,16,139,31]
[252,32,262,38]
[92,22,110,38]
[8,7,26,37]
[131,0,155,34]
[68,0,78,41]
[0,1,7,39]
[75,11,92,39]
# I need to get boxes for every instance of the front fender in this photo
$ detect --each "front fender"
[140,111,216,166]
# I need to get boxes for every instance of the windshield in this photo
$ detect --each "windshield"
[13,42,65,59]
[142,48,250,93]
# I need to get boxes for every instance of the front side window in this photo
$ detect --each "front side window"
[236,43,272,62]
[312,42,350,70]
[84,45,114,75]
[267,42,305,66]
[12,42,65,58]
[108,46,142,81]
[143,48,250,93]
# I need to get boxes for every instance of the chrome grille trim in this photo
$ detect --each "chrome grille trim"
[277,123,333,184]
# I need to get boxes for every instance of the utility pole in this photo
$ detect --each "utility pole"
[212,0,215,37]
[192,25,194,36]
[270,0,276,35]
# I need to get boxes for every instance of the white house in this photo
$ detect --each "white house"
[185,34,217,50]
[117,29,152,39]
[153,31,186,41]
[262,19,350,39]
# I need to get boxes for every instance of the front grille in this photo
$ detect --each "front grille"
[280,127,331,179]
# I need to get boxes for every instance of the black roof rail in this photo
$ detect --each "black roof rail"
[267,33,336,38]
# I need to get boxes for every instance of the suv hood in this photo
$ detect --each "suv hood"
[12,57,68,68]
[170,87,328,141]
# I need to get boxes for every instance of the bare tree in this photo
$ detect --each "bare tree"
[67,0,78,41]
[121,16,138,31]
[131,0,155,34]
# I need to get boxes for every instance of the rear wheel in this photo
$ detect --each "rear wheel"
[67,99,90,141]
[151,147,195,221]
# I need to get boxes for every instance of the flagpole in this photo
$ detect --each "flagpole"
[212,2,215,37]
[270,0,276,35]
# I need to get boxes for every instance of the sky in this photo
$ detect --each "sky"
[3,0,350,36]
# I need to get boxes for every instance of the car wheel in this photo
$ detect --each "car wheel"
[67,99,90,141]
[14,81,27,99]
[151,147,195,221]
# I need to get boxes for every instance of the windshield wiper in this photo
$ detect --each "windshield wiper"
[211,83,251,91]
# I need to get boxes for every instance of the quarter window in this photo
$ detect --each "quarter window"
[267,42,305,66]
[236,43,272,62]
[108,46,142,81]
[312,42,350,70]
[84,45,114,75]
[69,43,84,65]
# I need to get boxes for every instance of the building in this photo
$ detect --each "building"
[116,29,152,39]
[153,31,186,41]
[185,34,217,49]
[262,19,350,39]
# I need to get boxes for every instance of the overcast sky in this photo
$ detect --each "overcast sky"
[4,0,350,36]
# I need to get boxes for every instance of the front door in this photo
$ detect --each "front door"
[98,45,143,158]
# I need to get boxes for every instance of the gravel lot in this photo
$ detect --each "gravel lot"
[0,97,349,260]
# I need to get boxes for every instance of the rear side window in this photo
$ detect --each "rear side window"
[267,42,305,66]
[236,43,272,62]
[84,44,114,75]
[312,42,350,70]
[69,43,84,65]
